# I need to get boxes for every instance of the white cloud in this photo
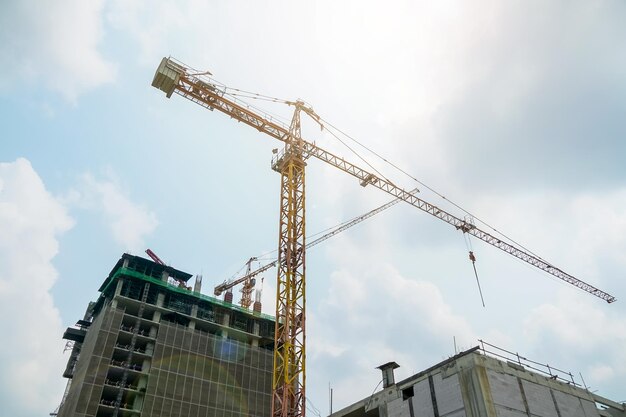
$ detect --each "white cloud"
[106,0,187,65]
[587,365,615,384]
[68,172,158,253]
[523,293,626,392]
[468,187,626,290]
[320,259,476,348]
[0,0,116,101]
[0,158,74,417]
[428,1,626,192]
[308,236,476,409]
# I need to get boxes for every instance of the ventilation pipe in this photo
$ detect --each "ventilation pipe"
[376,362,400,389]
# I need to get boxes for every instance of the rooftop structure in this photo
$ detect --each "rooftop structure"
[331,344,625,417]
[56,253,275,417]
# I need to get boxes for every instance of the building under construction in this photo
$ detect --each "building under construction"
[330,343,625,417]
[55,253,625,417]
[56,253,275,417]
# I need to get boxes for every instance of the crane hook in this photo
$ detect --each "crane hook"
[468,251,485,308]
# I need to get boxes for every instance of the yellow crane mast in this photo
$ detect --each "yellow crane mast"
[151,57,615,417]
[271,100,308,417]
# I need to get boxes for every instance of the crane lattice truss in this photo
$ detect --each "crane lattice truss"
[238,258,257,309]
[271,103,307,417]
[151,56,615,417]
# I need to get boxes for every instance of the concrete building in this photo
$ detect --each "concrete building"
[330,345,625,417]
[56,253,275,417]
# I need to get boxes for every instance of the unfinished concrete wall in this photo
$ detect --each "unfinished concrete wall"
[412,378,435,417]
[485,368,601,417]
[363,360,604,417]
[487,369,527,417]
[520,379,559,417]
[552,390,598,417]
[432,372,466,417]
[386,396,409,417]
[330,351,621,417]
[392,372,466,417]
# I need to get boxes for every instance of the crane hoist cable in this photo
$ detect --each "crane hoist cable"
[468,251,485,308]
[462,220,486,307]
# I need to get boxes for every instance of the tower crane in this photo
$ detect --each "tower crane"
[215,259,275,301]
[238,256,258,309]
[214,188,418,307]
[151,57,615,417]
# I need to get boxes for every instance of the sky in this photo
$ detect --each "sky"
[1,0,625,416]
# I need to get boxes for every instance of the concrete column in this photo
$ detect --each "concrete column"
[115,278,124,296]
[142,358,151,373]
[221,312,230,338]
[116,259,128,309]
[156,293,165,308]
[251,321,260,347]
[112,278,124,308]
[149,326,158,338]
[187,303,198,330]
[137,375,148,390]
[133,394,144,411]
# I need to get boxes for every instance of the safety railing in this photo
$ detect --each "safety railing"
[478,339,584,388]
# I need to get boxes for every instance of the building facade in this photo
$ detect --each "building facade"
[57,253,275,417]
[330,346,625,417]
